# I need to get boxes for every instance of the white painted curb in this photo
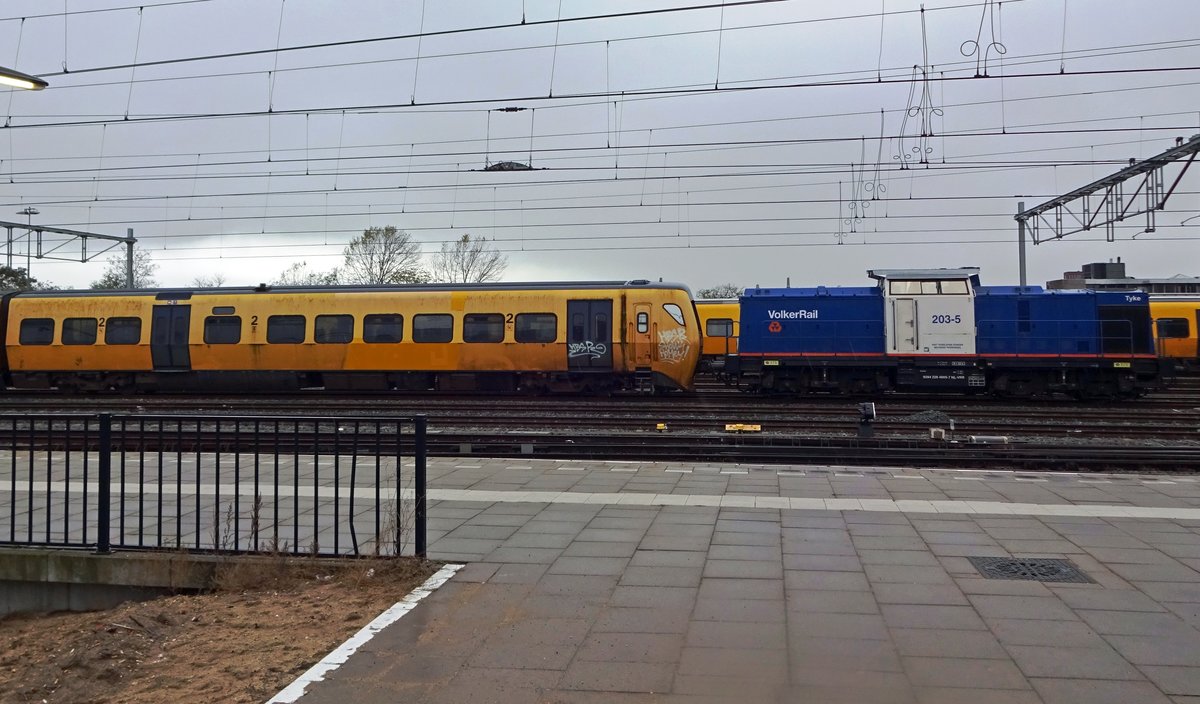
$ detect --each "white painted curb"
[265,562,465,703]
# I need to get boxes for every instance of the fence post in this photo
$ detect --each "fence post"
[413,415,427,559]
[96,414,112,554]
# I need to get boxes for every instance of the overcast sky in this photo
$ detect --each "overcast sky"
[1,0,1197,291]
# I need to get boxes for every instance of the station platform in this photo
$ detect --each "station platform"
[289,458,1200,703]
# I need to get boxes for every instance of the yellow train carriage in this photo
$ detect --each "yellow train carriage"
[695,299,739,376]
[1150,296,1200,369]
[1,281,700,393]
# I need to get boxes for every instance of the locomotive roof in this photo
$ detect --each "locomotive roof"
[7,280,694,298]
[867,268,981,281]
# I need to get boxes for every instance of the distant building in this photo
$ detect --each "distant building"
[1046,258,1200,294]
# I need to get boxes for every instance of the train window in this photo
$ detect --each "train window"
[105,317,142,345]
[889,281,919,295]
[515,313,556,343]
[62,318,98,345]
[413,314,453,343]
[211,306,236,316]
[663,303,686,326]
[363,314,403,343]
[921,281,938,294]
[595,313,609,342]
[636,312,649,334]
[572,313,585,340]
[19,318,54,345]
[315,315,354,344]
[1157,318,1190,338]
[706,318,733,337]
[940,281,968,294]
[267,315,306,344]
[464,314,504,343]
[204,316,242,344]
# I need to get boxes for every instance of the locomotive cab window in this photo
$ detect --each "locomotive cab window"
[464,313,504,343]
[63,318,98,345]
[19,318,54,345]
[267,315,306,344]
[636,312,649,334]
[706,318,733,337]
[363,314,403,343]
[105,317,142,345]
[204,316,242,344]
[1157,318,1190,338]
[663,303,686,326]
[940,281,968,295]
[413,314,453,343]
[315,315,353,344]
[515,313,556,343]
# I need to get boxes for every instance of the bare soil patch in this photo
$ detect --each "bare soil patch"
[0,557,439,704]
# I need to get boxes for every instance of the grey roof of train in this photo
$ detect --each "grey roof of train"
[5,280,694,298]
[867,268,982,280]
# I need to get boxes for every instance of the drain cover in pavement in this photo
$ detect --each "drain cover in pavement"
[968,557,1092,583]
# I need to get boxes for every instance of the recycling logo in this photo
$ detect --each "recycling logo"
[768,321,782,333]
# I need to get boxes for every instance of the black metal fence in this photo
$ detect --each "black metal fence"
[0,414,427,558]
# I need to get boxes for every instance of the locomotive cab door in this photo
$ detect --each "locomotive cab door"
[150,304,192,370]
[567,300,613,370]
[632,302,653,367]
[892,299,917,353]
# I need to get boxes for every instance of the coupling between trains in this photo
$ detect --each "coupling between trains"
[0,268,1194,399]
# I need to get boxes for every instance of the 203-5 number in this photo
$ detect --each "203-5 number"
[931,314,962,324]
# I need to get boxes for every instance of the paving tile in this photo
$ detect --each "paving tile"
[534,574,619,597]
[592,606,692,634]
[790,636,903,672]
[891,628,1010,659]
[547,556,630,576]
[1031,677,1176,704]
[575,632,684,664]
[1106,634,1200,666]
[857,549,942,566]
[705,544,780,561]
[783,553,863,571]
[685,620,787,650]
[558,660,675,693]
[872,583,969,606]
[703,559,783,579]
[560,541,640,558]
[1076,609,1198,636]
[608,585,697,609]
[913,687,1043,704]
[902,656,1030,689]
[865,564,954,584]
[678,646,789,681]
[419,667,563,704]
[954,578,1053,596]
[785,589,879,614]
[786,611,891,640]
[697,577,783,601]
[1050,586,1168,612]
[1141,667,1200,696]
[784,569,870,591]
[693,597,786,623]
[618,565,704,588]
[880,604,986,630]
[1006,644,1144,679]
[968,594,1079,621]
[988,618,1107,647]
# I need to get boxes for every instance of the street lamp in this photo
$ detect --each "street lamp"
[0,66,48,91]
[17,207,38,275]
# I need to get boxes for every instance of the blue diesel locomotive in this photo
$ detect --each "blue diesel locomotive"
[725,268,1160,399]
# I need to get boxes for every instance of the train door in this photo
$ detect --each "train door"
[150,305,191,370]
[892,298,917,353]
[567,299,613,370]
[632,302,652,366]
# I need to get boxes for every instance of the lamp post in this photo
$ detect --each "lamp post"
[17,207,38,276]
[0,66,48,91]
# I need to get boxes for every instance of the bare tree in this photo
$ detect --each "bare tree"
[192,273,227,288]
[272,261,338,286]
[697,283,742,299]
[339,226,428,284]
[431,234,507,283]
[91,250,158,289]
